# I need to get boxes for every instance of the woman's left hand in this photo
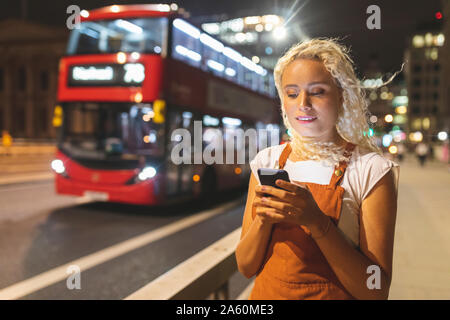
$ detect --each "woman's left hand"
[253,179,325,229]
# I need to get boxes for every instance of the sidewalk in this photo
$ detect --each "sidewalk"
[389,154,450,299]
[0,152,55,185]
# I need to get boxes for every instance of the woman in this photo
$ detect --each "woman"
[235,39,399,300]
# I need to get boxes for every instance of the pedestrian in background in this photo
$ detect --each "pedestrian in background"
[415,142,429,167]
[441,140,449,172]
[397,143,406,163]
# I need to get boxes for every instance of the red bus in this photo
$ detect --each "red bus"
[52,4,281,205]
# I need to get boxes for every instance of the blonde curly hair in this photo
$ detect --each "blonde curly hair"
[274,38,381,165]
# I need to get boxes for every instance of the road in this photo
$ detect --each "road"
[0,172,252,299]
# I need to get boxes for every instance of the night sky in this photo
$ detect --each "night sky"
[1,0,443,75]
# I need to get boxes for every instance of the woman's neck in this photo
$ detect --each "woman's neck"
[288,131,347,162]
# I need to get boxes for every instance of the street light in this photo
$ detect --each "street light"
[273,26,287,40]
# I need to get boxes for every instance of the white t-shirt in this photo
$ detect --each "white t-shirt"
[249,143,400,248]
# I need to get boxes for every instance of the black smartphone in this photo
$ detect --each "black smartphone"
[257,168,290,189]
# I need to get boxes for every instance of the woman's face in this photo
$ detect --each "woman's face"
[281,58,343,142]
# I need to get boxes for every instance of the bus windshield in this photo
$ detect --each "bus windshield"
[61,102,165,161]
[67,17,168,55]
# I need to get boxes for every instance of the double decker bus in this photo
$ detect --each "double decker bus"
[52,4,281,205]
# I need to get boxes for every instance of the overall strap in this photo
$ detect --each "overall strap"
[328,142,356,189]
[277,143,292,170]
[277,142,356,188]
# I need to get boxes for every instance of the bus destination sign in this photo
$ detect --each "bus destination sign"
[68,63,145,87]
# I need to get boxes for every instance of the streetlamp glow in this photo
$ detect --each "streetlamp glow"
[273,26,287,40]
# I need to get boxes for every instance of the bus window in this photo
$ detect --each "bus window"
[172,19,202,69]
[61,102,164,160]
[200,33,225,77]
[243,68,254,89]
[67,18,168,55]
[269,73,276,98]
[223,47,242,85]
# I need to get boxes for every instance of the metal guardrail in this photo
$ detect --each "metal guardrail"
[125,228,249,300]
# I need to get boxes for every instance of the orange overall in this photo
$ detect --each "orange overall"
[249,142,356,300]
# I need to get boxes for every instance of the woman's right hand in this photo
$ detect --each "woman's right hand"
[252,188,287,225]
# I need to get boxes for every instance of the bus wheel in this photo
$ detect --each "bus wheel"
[201,167,217,199]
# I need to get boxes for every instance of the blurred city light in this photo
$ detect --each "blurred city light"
[51,160,65,174]
[395,106,407,114]
[80,10,89,18]
[273,26,287,40]
[138,167,157,181]
[222,117,242,127]
[392,96,408,106]
[116,19,143,34]
[207,59,225,72]
[200,33,224,52]
[422,118,430,130]
[175,45,202,62]
[409,131,423,142]
[382,134,393,147]
[116,52,127,64]
[131,52,140,60]
[384,114,393,123]
[388,145,398,154]
[157,4,171,12]
[252,56,260,63]
[134,92,143,103]
[438,131,448,141]
[413,35,425,48]
[174,18,201,38]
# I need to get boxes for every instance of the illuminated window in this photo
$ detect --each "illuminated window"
[172,20,202,68]
[412,35,424,48]
[411,118,422,130]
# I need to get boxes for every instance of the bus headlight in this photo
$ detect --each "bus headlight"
[138,166,157,181]
[51,159,65,174]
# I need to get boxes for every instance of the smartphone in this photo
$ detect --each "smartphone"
[257,168,290,189]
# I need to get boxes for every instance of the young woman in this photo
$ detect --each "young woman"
[235,39,400,300]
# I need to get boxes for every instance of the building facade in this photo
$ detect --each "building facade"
[404,26,447,142]
[0,19,68,140]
